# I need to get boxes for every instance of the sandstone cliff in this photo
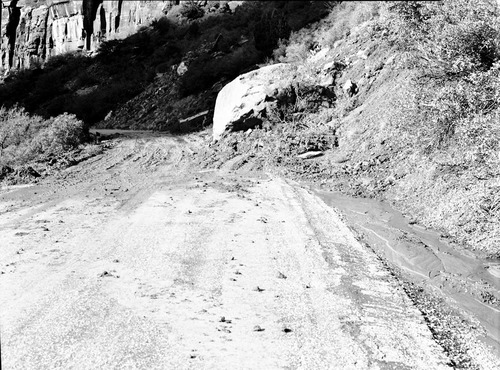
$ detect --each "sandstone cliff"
[0,0,175,72]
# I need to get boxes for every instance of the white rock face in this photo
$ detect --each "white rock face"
[212,63,295,141]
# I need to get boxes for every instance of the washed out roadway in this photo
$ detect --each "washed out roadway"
[0,132,451,369]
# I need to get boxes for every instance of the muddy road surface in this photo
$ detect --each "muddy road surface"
[0,132,497,369]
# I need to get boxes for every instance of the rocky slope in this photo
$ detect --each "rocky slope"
[203,1,500,259]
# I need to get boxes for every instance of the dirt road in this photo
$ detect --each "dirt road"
[0,132,477,368]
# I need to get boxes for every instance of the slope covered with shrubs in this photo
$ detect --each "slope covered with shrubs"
[203,0,500,259]
[0,1,331,180]
[0,1,330,128]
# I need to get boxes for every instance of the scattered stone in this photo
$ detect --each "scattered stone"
[177,61,188,76]
[98,270,118,278]
[343,79,358,97]
[217,325,232,333]
[277,271,287,279]
[297,151,323,160]
[258,216,268,223]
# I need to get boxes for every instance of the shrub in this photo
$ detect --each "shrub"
[151,17,171,34]
[397,58,500,154]
[382,0,500,75]
[0,108,85,166]
[254,8,291,56]
[44,113,85,152]
[383,0,500,156]
[275,1,381,62]
[0,107,44,160]
[180,1,205,20]
[179,45,261,97]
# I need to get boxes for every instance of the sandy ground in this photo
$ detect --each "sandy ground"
[0,132,489,369]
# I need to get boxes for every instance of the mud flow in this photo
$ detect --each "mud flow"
[315,190,500,353]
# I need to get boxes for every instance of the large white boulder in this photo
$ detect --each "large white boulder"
[212,63,295,141]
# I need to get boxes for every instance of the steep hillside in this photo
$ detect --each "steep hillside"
[202,0,500,260]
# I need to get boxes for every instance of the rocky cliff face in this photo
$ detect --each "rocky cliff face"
[0,0,175,72]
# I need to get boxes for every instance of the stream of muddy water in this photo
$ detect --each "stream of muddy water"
[314,189,500,354]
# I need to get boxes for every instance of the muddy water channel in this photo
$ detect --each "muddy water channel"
[315,190,500,353]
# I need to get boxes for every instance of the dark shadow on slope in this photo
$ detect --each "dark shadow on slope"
[0,1,331,134]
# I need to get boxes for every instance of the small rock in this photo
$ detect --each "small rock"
[283,328,293,333]
[253,325,265,332]
[177,61,188,76]
[297,151,323,160]
[253,286,265,292]
[98,270,118,278]
[318,73,334,87]
[277,271,287,279]
[343,79,358,97]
